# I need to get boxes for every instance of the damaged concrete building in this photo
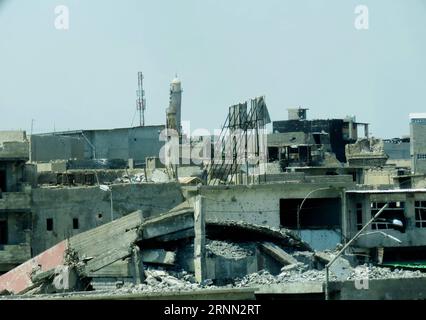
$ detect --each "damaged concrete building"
[270,108,369,166]
[0,132,32,273]
[31,125,165,167]
[2,83,426,300]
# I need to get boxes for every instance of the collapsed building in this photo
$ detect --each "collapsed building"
[2,183,426,300]
[270,108,369,166]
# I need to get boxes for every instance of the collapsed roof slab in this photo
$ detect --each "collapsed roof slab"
[0,240,68,294]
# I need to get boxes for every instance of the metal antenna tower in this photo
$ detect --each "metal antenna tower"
[136,72,146,126]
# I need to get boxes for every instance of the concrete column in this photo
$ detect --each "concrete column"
[194,195,207,283]
[341,190,348,243]
[131,245,145,285]
[364,124,369,138]
[406,194,415,229]
[362,195,371,231]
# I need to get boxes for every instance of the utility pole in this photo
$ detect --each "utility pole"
[136,72,146,127]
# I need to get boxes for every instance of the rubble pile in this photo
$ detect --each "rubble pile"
[348,265,424,280]
[111,269,217,295]
[206,240,254,259]
[234,263,426,288]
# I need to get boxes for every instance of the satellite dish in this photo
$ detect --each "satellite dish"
[392,219,403,227]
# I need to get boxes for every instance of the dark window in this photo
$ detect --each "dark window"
[280,198,341,229]
[415,201,426,228]
[0,170,6,192]
[73,218,79,230]
[356,203,363,230]
[0,220,7,244]
[371,202,406,232]
[98,213,103,219]
[46,218,53,231]
[313,133,321,145]
[268,147,279,162]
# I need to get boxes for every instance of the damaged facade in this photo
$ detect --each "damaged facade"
[0,132,32,273]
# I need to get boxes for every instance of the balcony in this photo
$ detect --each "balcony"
[0,244,31,272]
[0,192,31,211]
[0,141,29,160]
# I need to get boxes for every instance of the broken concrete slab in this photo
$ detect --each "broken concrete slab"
[0,240,68,294]
[207,220,312,251]
[147,229,194,242]
[88,259,132,278]
[31,269,55,284]
[140,208,194,240]
[259,242,298,266]
[141,249,176,265]
[68,210,144,274]
[314,251,335,265]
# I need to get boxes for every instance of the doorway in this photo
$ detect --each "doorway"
[0,220,7,245]
[0,170,6,192]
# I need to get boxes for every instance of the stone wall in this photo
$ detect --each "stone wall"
[200,183,345,228]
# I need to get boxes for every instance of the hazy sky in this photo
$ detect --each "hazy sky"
[1,0,425,138]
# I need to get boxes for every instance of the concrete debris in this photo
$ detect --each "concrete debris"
[292,251,316,268]
[114,172,146,184]
[281,263,304,272]
[110,269,216,295]
[330,257,352,281]
[207,220,312,251]
[259,242,298,266]
[141,249,176,265]
[345,137,389,167]
[348,265,425,280]
[150,169,170,183]
[206,240,254,260]
[234,264,426,288]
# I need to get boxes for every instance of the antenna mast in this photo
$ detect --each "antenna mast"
[136,72,146,126]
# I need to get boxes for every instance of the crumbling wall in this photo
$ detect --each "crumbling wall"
[0,161,27,192]
[345,138,388,167]
[200,183,343,228]
[363,168,395,186]
[31,182,184,255]
[200,185,281,227]
[0,130,29,160]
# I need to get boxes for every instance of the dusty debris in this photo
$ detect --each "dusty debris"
[259,242,298,266]
[207,220,312,251]
[292,251,316,268]
[234,264,426,288]
[206,240,254,260]
[113,268,216,294]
